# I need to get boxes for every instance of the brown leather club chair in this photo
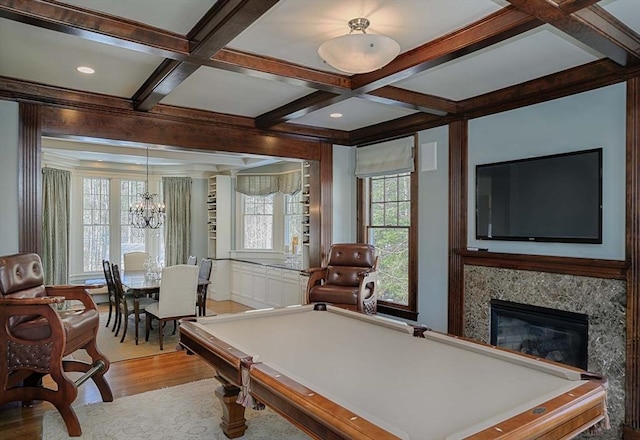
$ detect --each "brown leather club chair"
[304,243,379,314]
[0,253,113,437]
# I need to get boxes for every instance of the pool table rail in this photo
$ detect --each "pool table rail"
[462,379,607,439]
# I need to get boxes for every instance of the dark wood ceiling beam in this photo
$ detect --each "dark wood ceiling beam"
[254,91,352,128]
[366,86,457,115]
[133,0,279,111]
[574,5,640,58]
[349,113,459,147]
[554,0,600,14]
[459,59,637,119]
[210,48,351,93]
[0,0,189,59]
[351,6,542,93]
[506,0,640,66]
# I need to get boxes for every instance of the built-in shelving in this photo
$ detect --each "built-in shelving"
[207,175,231,259]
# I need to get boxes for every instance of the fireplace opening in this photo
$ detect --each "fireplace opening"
[490,299,589,370]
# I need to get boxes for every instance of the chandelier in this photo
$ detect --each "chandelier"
[318,18,400,74]
[129,147,165,229]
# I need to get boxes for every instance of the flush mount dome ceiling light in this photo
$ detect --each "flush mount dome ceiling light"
[318,18,400,75]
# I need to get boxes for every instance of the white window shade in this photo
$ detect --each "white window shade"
[355,137,414,178]
[235,175,279,196]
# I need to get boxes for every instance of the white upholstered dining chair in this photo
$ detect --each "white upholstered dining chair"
[123,252,149,271]
[144,264,199,350]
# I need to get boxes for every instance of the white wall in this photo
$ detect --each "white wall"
[467,83,626,260]
[332,145,357,243]
[0,100,19,256]
[417,126,450,331]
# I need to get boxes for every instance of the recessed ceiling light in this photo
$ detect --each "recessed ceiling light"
[330,113,343,118]
[77,66,95,74]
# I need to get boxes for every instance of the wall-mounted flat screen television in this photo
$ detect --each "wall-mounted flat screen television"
[476,148,602,244]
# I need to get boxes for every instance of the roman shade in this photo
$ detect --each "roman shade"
[236,171,301,196]
[355,136,414,178]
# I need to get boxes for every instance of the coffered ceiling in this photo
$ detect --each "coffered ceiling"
[0,0,639,164]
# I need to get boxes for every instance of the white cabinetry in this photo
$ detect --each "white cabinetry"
[282,269,302,306]
[229,261,306,309]
[267,267,283,307]
[209,259,230,301]
[207,175,231,259]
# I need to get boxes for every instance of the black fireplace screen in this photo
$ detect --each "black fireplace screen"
[490,299,589,370]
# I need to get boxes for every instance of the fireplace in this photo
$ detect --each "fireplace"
[490,299,589,370]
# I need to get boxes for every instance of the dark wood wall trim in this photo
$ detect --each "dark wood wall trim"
[447,119,468,336]
[18,103,42,255]
[318,143,333,266]
[39,106,322,162]
[456,250,627,280]
[625,75,640,439]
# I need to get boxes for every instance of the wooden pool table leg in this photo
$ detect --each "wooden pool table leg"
[214,379,247,438]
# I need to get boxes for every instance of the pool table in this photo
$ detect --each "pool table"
[178,304,608,440]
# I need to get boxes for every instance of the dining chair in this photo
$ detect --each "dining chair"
[145,264,199,350]
[197,258,213,316]
[111,263,157,343]
[123,252,149,271]
[187,255,197,265]
[102,260,118,330]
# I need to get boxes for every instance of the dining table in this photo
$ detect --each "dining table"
[121,270,210,345]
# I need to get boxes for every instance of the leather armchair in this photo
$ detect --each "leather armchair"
[0,253,113,437]
[304,243,378,314]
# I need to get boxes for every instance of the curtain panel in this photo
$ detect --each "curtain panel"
[42,167,70,284]
[235,171,301,196]
[163,177,192,267]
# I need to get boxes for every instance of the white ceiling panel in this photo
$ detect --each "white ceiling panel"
[228,0,503,74]
[0,19,162,97]
[59,0,218,34]
[293,97,418,131]
[395,25,601,101]
[160,66,315,117]
[599,0,640,35]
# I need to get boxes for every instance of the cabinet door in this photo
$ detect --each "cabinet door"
[267,268,282,307]
[239,264,253,299]
[282,270,301,306]
[253,266,267,303]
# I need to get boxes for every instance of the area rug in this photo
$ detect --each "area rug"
[72,312,181,363]
[42,378,311,440]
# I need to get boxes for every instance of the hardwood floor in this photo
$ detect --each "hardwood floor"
[0,300,251,439]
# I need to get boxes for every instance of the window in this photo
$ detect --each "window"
[82,178,110,272]
[243,194,274,249]
[360,171,417,320]
[79,176,163,276]
[120,180,146,258]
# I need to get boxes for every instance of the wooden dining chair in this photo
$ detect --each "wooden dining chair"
[145,264,199,350]
[197,258,213,316]
[187,255,197,265]
[111,264,157,343]
[102,260,118,330]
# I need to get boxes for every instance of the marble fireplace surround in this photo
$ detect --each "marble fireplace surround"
[464,265,626,439]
